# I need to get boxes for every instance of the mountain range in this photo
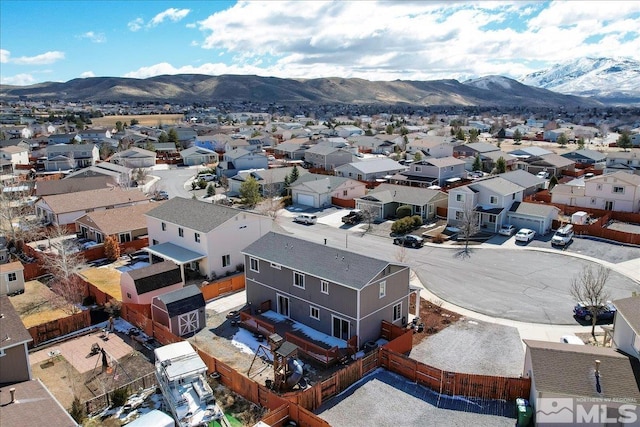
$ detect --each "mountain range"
[1,57,638,108]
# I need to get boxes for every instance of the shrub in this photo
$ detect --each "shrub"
[391,217,413,234]
[432,234,446,244]
[69,396,86,423]
[191,181,197,190]
[396,205,412,218]
[110,386,130,407]
[411,215,423,228]
[206,183,215,197]
[281,195,293,207]
[104,235,120,261]
[198,179,207,189]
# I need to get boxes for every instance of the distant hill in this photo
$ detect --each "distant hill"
[520,57,640,105]
[0,74,602,108]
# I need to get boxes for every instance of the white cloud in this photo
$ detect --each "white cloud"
[148,8,190,27]
[128,17,144,32]
[10,51,65,65]
[80,71,96,78]
[78,31,106,43]
[0,49,9,63]
[1,73,36,85]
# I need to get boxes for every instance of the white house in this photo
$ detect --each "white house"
[145,197,274,281]
[111,147,156,168]
[180,146,219,166]
[604,150,640,175]
[405,136,455,158]
[0,145,29,169]
[44,143,99,172]
[216,148,268,178]
[611,295,640,360]
[290,175,367,208]
[334,158,406,182]
[551,172,640,212]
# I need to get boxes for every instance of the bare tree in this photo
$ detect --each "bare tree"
[255,174,283,219]
[0,191,44,251]
[570,265,611,343]
[40,226,88,314]
[358,203,379,234]
[457,203,480,256]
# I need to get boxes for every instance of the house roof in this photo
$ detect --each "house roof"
[508,146,552,157]
[126,261,182,295]
[459,142,499,153]
[46,143,95,154]
[224,148,252,159]
[363,183,446,205]
[613,295,640,335]
[524,340,640,400]
[480,151,517,162]
[146,197,258,233]
[420,157,465,167]
[242,232,399,290]
[534,153,576,168]
[0,145,27,154]
[39,188,149,214]
[304,144,347,155]
[65,166,121,180]
[35,176,115,196]
[180,146,217,157]
[76,202,162,236]
[291,174,357,194]
[146,242,205,265]
[561,149,607,162]
[0,261,24,273]
[508,201,560,217]
[0,379,78,426]
[233,166,309,183]
[470,176,524,196]
[94,161,131,174]
[115,147,156,159]
[0,295,33,350]
[500,170,546,189]
[338,157,405,174]
[590,171,640,186]
[155,285,205,317]
[407,136,455,148]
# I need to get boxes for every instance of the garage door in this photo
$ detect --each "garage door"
[507,215,543,234]
[297,194,315,207]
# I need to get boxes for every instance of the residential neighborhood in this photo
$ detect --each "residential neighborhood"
[0,103,639,427]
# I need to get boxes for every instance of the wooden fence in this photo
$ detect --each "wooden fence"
[28,310,91,347]
[284,332,341,367]
[379,347,530,401]
[84,372,157,415]
[200,274,245,301]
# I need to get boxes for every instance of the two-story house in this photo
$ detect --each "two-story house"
[447,176,525,233]
[611,295,640,360]
[216,148,268,178]
[561,149,607,166]
[405,136,455,158]
[303,145,354,170]
[242,232,413,348]
[551,171,640,212]
[111,147,156,168]
[347,135,396,155]
[0,145,29,170]
[44,143,99,172]
[145,197,274,281]
[391,156,466,187]
[604,150,640,175]
[75,202,160,244]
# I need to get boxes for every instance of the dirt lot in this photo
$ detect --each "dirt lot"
[90,114,183,128]
[10,280,74,328]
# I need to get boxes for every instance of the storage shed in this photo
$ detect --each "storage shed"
[151,285,206,338]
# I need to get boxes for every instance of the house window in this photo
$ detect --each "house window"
[310,306,320,320]
[127,292,131,299]
[161,222,166,231]
[321,280,329,294]
[195,232,200,243]
[178,227,184,237]
[490,196,498,204]
[293,271,305,289]
[456,194,464,202]
[449,166,454,171]
[222,254,230,267]
[96,233,103,243]
[343,190,348,196]
[393,302,402,322]
[119,233,131,243]
[152,239,158,245]
[488,215,496,223]
[7,272,16,282]
[379,281,386,298]
[597,184,603,190]
[591,198,596,205]
[249,257,259,272]
[613,186,624,194]
[455,211,464,220]
[415,166,422,172]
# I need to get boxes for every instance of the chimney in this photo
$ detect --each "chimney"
[9,387,16,404]
[595,359,601,375]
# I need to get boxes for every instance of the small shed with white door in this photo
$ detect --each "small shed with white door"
[151,285,206,338]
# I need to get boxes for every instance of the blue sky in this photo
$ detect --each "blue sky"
[1,1,639,86]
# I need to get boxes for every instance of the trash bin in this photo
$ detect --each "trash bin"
[516,398,533,427]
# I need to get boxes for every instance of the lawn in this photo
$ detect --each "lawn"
[11,280,73,328]
[90,114,183,128]
[80,267,123,301]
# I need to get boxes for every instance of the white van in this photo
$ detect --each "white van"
[294,214,317,225]
[551,224,574,246]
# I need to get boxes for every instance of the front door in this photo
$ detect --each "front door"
[277,294,290,317]
[178,311,199,336]
[332,315,350,341]
[605,200,614,210]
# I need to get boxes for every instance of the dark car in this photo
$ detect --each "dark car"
[573,302,617,322]
[393,234,424,248]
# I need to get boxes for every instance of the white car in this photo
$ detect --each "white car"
[514,228,536,243]
[536,171,549,179]
[498,224,516,236]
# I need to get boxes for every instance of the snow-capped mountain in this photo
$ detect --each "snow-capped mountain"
[520,57,640,103]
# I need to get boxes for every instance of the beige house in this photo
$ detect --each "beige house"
[290,174,367,208]
[0,261,24,296]
[76,202,161,244]
[551,171,640,212]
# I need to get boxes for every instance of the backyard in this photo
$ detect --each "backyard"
[10,280,74,328]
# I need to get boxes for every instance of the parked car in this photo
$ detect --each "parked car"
[514,228,536,243]
[536,170,550,179]
[293,214,317,225]
[153,190,169,201]
[560,335,585,345]
[498,224,516,236]
[393,234,424,248]
[551,224,574,246]
[341,210,364,225]
[573,302,617,322]
[198,173,216,182]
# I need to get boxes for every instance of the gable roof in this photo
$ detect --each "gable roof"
[524,340,640,400]
[613,295,640,334]
[420,157,465,168]
[76,202,162,235]
[508,201,560,217]
[0,296,33,350]
[364,183,447,205]
[590,171,640,186]
[146,197,257,233]
[337,157,405,174]
[534,153,576,168]
[0,379,79,426]
[155,285,205,317]
[35,176,115,196]
[459,142,499,153]
[180,146,217,157]
[115,147,156,159]
[469,176,524,196]
[291,174,358,193]
[508,146,553,157]
[233,166,309,183]
[126,261,182,294]
[39,187,149,214]
[304,144,349,155]
[500,169,546,189]
[0,261,24,273]
[561,149,607,162]
[242,232,399,290]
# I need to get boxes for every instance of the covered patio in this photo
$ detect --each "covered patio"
[144,242,205,284]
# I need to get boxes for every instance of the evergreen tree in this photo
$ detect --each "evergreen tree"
[289,165,300,183]
[472,154,482,172]
[557,133,568,147]
[617,132,632,151]
[513,129,522,142]
[413,151,422,161]
[496,157,507,174]
[206,183,215,197]
[577,137,585,149]
[455,128,466,141]
[239,176,261,207]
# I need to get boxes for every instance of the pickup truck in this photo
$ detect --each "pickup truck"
[341,210,363,224]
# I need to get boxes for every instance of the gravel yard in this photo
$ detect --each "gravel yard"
[315,369,515,427]
[408,319,525,377]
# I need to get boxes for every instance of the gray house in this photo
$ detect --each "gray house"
[180,146,218,166]
[243,232,413,348]
[228,166,309,197]
[44,143,99,171]
[356,183,448,221]
[151,285,206,338]
[303,145,354,170]
[334,158,406,181]
[216,148,268,178]
[391,156,466,187]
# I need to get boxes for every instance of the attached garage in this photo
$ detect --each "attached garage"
[507,202,560,235]
[296,193,315,207]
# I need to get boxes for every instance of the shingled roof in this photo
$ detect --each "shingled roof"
[0,296,33,350]
[76,202,162,236]
[39,187,149,214]
[126,261,182,295]
[155,285,205,317]
[242,232,398,290]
